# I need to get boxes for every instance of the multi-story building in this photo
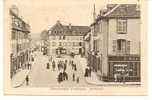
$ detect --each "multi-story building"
[85,4,141,82]
[48,21,90,56]
[10,6,31,78]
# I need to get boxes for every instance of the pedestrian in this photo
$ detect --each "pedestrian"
[84,68,88,77]
[49,56,52,62]
[65,59,67,64]
[63,71,68,80]
[72,73,75,82]
[52,61,55,71]
[72,62,75,70]
[25,75,29,86]
[88,68,91,77]
[71,60,73,66]
[58,72,62,83]
[69,60,71,66]
[46,62,50,69]
[27,63,30,70]
[58,61,61,71]
[74,64,77,71]
[63,63,67,71]
[32,56,34,62]
[76,77,79,83]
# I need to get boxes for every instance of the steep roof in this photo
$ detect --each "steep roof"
[104,4,140,18]
[49,22,90,36]
[91,4,140,26]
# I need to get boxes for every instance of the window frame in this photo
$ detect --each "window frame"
[117,19,127,34]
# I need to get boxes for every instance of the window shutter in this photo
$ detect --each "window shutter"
[126,40,130,54]
[122,40,126,53]
[113,40,117,53]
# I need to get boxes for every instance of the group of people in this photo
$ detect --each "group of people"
[57,60,68,83]
[69,60,79,83]
[58,71,68,83]
[46,56,80,84]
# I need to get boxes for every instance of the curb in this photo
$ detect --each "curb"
[84,77,141,86]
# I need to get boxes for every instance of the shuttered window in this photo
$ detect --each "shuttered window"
[113,39,130,55]
[126,41,130,54]
[113,40,117,52]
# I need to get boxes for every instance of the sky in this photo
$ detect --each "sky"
[7,0,139,37]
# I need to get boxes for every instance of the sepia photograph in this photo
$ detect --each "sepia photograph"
[4,0,148,95]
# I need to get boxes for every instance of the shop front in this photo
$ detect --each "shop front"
[105,55,140,82]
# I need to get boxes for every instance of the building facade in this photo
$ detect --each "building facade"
[10,6,31,78]
[85,4,141,82]
[49,21,90,56]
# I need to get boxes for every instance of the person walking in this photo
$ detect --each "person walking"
[74,64,77,71]
[63,63,67,71]
[84,68,88,77]
[25,75,29,86]
[58,72,63,83]
[49,56,52,62]
[88,67,91,77]
[72,73,75,82]
[29,62,32,70]
[76,77,79,84]
[52,61,55,71]
[63,71,68,81]
[32,56,34,62]
[46,62,50,69]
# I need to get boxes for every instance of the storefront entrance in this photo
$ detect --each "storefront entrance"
[107,55,140,82]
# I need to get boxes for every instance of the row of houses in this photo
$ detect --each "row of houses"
[10,6,31,78]
[84,4,141,82]
[46,4,140,82]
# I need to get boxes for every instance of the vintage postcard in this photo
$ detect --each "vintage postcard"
[4,0,148,95]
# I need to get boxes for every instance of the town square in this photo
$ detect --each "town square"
[9,0,141,88]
